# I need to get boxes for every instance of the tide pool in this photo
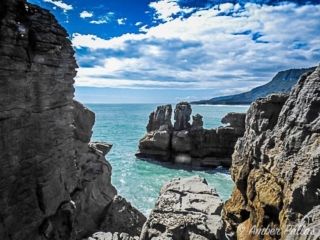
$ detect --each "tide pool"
[85,103,249,216]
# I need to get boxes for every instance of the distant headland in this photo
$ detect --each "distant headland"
[191,66,316,105]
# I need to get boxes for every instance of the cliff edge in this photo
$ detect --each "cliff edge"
[223,67,320,239]
[0,1,145,239]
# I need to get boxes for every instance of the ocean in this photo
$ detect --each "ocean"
[85,103,249,216]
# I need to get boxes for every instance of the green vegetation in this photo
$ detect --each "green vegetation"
[191,67,316,105]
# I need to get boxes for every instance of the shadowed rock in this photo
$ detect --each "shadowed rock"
[0,1,143,239]
[100,195,147,237]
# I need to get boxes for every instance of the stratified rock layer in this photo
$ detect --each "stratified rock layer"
[0,1,140,239]
[136,102,246,167]
[140,176,226,240]
[223,68,320,239]
[0,1,77,239]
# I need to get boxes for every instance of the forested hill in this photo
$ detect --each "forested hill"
[191,67,316,105]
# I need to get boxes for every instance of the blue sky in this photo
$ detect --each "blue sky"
[27,0,320,103]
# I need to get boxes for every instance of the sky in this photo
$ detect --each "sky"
[27,0,320,103]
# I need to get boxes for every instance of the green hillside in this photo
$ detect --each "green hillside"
[191,67,316,105]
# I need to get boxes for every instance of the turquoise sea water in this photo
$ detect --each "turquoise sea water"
[85,103,249,216]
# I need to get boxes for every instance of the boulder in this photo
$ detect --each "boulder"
[89,142,113,156]
[140,176,226,240]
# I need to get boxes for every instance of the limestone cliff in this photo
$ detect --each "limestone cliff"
[223,67,320,239]
[0,1,144,239]
[0,0,78,239]
[136,102,246,167]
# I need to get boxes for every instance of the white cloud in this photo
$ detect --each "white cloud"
[149,0,194,22]
[72,3,320,91]
[80,11,93,18]
[117,18,127,25]
[89,12,114,25]
[72,33,145,50]
[43,0,72,12]
[135,21,142,26]
[90,19,108,24]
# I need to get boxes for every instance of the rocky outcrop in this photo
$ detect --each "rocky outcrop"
[223,67,320,239]
[173,102,192,131]
[0,1,144,239]
[100,195,147,237]
[146,104,173,132]
[0,0,77,239]
[136,102,246,167]
[140,176,226,240]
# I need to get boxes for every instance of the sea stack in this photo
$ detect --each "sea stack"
[136,102,246,167]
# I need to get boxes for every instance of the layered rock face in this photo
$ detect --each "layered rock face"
[223,68,320,239]
[0,1,144,239]
[140,176,226,240]
[136,102,246,167]
[0,0,77,239]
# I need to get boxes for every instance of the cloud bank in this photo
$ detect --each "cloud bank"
[72,1,320,97]
[43,0,72,12]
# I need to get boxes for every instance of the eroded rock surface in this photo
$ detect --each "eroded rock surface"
[173,102,192,131]
[146,104,173,132]
[0,1,77,239]
[136,102,246,167]
[140,176,226,240]
[223,68,320,239]
[89,232,139,240]
[0,1,143,239]
[100,195,147,237]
